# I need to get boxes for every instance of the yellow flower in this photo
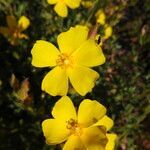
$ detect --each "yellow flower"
[31,25,105,96]
[96,9,106,25]
[42,96,117,150]
[81,0,93,8]
[0,15,30,45]
[47,0,81,17]
[103,24,113,40]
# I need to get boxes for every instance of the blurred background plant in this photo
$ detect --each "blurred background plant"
[0,0,150,150]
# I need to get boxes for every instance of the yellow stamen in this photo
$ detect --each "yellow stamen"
[56,53,73,69]
[66,119,83,136]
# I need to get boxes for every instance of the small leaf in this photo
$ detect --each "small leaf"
[10,74,19,91]
[17,78,32,104]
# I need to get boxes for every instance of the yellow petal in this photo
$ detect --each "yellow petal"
[0,27,10,38]
[18,16,30,31]
[57,25,89,55]
[6,16,17,30]
[31,40,60,67]
[106,133,117,150]
[96,10,106,25]
[52,96,77,121]
[94,115,114,131]
[54,2,68,17]
[42,67,68,96]
[42,119,70,144]
[47,0,58,4]
[63,135,86,150]
[81,126,107,150]
[72,39,105,67]
[65,0,81,9]
[67,65,99,96]
[78,99,106,127]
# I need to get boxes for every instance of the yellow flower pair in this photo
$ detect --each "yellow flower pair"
[42,96,117,150]
[0,15,30,45]
[31,25,117,149]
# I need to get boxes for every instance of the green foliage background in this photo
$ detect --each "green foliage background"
[0,0,149,149]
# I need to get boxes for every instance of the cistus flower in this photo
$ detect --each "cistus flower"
[31,25,105,96]
[47,0,81,17]
[0,15,30,45]
[96,9,106,25]
[42,96,117,150]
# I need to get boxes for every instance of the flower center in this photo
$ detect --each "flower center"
[66,119,83,136]
[56,53,73,69]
